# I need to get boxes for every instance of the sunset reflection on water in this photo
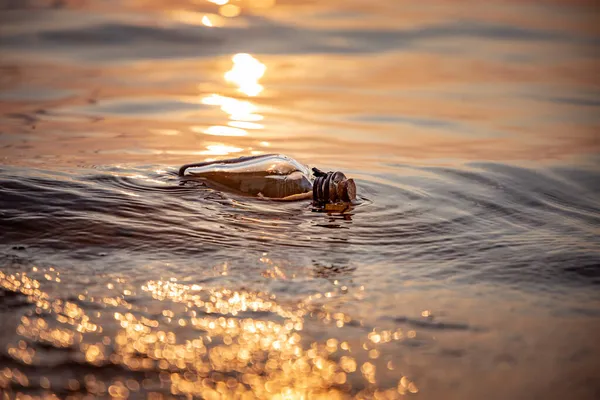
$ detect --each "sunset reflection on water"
[226,54,266,97]
[1,265,420,399]
[196,53,267,156]
[0,0,599,399]
[0,0,597,168]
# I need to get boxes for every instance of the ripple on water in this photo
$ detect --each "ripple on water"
[1,163,598,285]
[1,162,599,398]
[0,267,428,398]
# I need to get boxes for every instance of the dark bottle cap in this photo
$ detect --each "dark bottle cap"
[312,169,357,205]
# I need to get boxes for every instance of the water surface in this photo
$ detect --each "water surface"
[1,1,599,399]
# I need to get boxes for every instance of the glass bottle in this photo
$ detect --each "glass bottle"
[179,154,355,203]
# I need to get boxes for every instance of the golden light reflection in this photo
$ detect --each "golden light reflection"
[197,0,278,28]
[172,1,249,29]
[225,53,266,97]
[210,0,277,11]
[219,3,241,18]
[198,57,264,144]
[203,125,248,136]
[202,15,213,26]
[150,128,179,136]
[249,0,277,9]
[200,144,244,155]
[1,267,420,399]
[196,54,266,145]
[202,94,261,120]
[228,120,264,130]
[170,10,224,27]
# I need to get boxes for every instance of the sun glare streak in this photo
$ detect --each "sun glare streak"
[200,144,244,155]
[230,112,263,122]
[197,54,266,147]
[169,10,224,27]
[173,1,277,29]
[201,15,213,26]
[225,53,266,97]
[203,126,248,136]
[228,120,264,130]
[199,93,264,136]
[202,94,257,116]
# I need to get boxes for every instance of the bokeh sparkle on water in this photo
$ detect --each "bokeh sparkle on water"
[0,264,423,399]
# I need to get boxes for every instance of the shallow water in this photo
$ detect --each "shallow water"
[1,1,600,399]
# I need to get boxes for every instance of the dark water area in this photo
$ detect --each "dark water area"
[2,163,600,288]
[1,1,600,399]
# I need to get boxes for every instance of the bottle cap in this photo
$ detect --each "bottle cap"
[339,178,356,202]
[312,168,357,205]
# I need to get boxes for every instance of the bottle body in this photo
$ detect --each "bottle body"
[180,154,313,199]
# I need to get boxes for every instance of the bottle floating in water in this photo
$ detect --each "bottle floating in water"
[178,154,356,205]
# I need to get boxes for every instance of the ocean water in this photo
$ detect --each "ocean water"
[1,1,599,399]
